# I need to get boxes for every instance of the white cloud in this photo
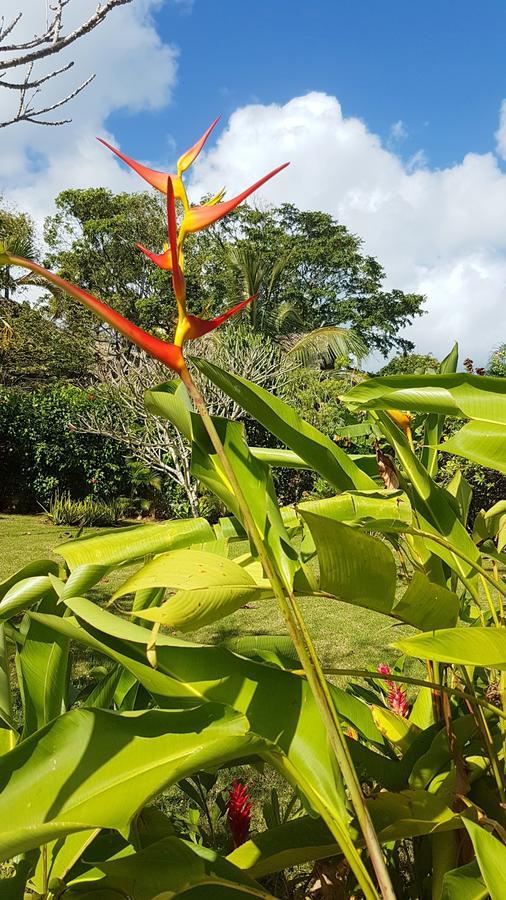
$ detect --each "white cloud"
[0,0,178,222]
[188,92,506,363]
[495,99,506,160]
[389,120,407,143]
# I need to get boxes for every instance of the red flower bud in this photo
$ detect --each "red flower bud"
[227,780,252,848]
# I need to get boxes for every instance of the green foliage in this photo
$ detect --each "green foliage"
[487,343,506,377]
[0,384,129,510]
[0,301,92,386]
[379,352,440,375]
[185,204,425,354]
[46,492,122,527]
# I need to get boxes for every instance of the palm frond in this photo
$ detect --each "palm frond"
[285,325,367,368]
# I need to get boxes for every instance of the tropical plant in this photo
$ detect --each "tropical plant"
[0,120,505,899]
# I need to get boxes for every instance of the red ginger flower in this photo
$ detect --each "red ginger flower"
[388,684,409,718]
[377,664,409,718]
[227,780,252,848]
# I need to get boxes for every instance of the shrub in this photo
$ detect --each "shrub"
[0,384,129,511]
[45,491,122,526]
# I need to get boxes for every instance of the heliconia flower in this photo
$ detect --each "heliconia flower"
[174,295,256,345]
[179,162,290,240]
[136,241,173,271]
[227,780,252,848]
[386,409,413,445]
[176,116,220,176]
[0,246,185,373]
[97,118,220,206]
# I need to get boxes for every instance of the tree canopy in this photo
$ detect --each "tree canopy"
[43,189,426,357]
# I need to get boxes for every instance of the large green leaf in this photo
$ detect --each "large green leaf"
[59,518,215,570]
[394,627,506,668]
[190,415,307,592]
[298,511,396,615]
[16,594,69,737]
[65,836,275,899]
[145,380,192,440]
[344,373,506,424]
[422,344,459,477]
[441,861,488,900]
[192,358,376,491]
[0,576,54,623]
[0,705,260,862]
[298,490,412,533]
[0,559,59,601]
[393,571,459,631]
[113,549,273,631]
[439,421,506,474]
[463,819,506,900]
[374,411,482,596]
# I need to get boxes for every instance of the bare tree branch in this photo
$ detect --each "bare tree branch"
[0,0,132,127]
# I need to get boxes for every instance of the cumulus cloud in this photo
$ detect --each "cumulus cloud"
[188,92,506,363]
[0,0,178,221]
[495,99,506,161]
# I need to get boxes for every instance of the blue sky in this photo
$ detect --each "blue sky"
[108,0,506,173]
[3,0,506,362]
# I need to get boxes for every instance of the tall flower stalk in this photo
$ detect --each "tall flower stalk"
[0,120,396,900]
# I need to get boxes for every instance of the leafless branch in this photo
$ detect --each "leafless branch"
[0,0,132,127]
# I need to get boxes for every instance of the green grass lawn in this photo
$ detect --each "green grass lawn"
[0,512,411,673]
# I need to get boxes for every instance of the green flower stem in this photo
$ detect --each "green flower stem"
[408,528,506,599]
[320,668,506,721]
[180,365,395,900]
[460,667,506,805]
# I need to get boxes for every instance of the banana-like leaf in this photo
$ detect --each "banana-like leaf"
[0,626,16,753]
[394,627,506,669]
[30,601,383,857]
[145,380,307,471]
[439,421,506,474]
[16,594,69,738]
[473,500,506,553]
[145,380,192,440]
[445,470,473,526]
[441,861,488,900]
[192,358,376,492]
[58,517,215,570]
[375,411,482,596]
[113,549,273,632]
[409,716,478,790]
[344,373,506,424]
[0,705,260,863]
[298,511,396,615]
[0,559,59,601]
[229,789,460,878]
[463,819,506,900]
[298,490,412,533]
[249,447,307,469]
[371,706,420,753]
[0,576,54,623]
[190,414,308,592]
[222,635,300,669]
[393,571,459,631]
[65,836,275,898]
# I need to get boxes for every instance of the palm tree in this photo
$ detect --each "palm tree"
[227,243,367,368]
